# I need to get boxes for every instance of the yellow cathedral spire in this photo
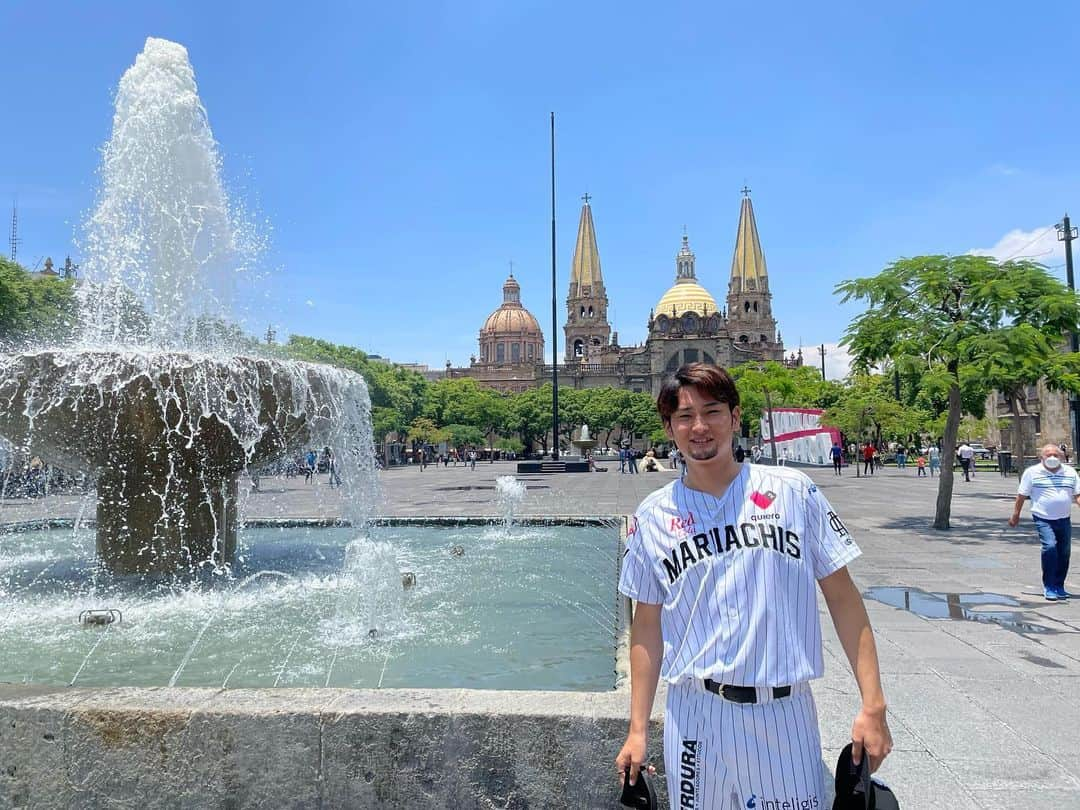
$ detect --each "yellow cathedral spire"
[570,193,603,290]
[729,186,768,292]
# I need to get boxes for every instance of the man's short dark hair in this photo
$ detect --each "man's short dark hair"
[657,363,740,424]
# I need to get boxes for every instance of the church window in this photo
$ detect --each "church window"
[574,339,584,358]
[682,313,698,332]
[703,351,715,365]
[744,302,750,313]
[588,306,594,317]
[511,343,521,363]
[753,301,759,312]
[656,316,669,333]
[580,306,585,318]
[739,334,749,343]
[482,346,487,362]
[497,343,505,363]
[684,348,698,363]
[528,343,534,359]
[665,353,681,371]
[760,334,768,343]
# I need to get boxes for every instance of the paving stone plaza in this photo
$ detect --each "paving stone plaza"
[2,459,1078,807]
[376,460,1080,807]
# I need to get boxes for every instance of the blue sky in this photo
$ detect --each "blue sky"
[3,1,1078,376]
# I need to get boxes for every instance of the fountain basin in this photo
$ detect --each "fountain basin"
[0,521,620,691]
[0,350,371,574]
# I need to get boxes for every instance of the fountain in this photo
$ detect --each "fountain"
[0,38,376,574]
[0,37,630,808]
[0,37,619,691]
[572,423,597,457]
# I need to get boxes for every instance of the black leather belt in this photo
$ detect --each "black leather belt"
[703,679,792,703]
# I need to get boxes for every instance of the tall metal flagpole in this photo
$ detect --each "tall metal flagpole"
[550,112,559,460]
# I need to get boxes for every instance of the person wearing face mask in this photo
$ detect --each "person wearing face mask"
[1008,444,1080,601]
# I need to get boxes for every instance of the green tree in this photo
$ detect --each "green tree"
[0,258,78,346]
[406,416,445,447]
[282,335,427,443]
[837,255,1080,528]
[507,386,552,453]
[731,362,800,463]
[442,423,485,448]
[579,387,621,448]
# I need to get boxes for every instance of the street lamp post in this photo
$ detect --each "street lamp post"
[1057,214,1078,457]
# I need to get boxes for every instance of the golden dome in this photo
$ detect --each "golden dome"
[482,306,542,335]
[655,279,718,318]
[481,274,543,336]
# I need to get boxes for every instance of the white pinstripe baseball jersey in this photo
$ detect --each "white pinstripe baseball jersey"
[618,463,860,686]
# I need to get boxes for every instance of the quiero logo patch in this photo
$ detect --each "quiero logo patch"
[749,490,776,509]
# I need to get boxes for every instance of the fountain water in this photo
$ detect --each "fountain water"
[0,38,376,575]
[494,474,526,524]
[0,37,620,692]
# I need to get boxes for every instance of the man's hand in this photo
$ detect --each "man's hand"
[1008,513,1020,528]
[851,705,892,773]
[615,731,649,785]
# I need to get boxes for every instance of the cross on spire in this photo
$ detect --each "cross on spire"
[581,192,592,205]
[508,259,514,277]
[741,185,752,198]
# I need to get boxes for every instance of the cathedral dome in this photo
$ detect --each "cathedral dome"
[482,306,542,334]
[477,274,545,367]
[655,278,719,318]
[481,276,542,335]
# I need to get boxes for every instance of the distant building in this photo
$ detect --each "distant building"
[26,256,78,281]
[445,190,799,395]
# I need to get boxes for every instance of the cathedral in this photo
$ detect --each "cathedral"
[451,190,797,395]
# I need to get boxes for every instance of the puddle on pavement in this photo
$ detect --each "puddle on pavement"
[863,587,1054,635]
[434,485,550,492]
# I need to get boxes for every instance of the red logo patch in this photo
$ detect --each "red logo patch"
[627,516,638,537]
[750,490,776,509]
[670,512,695,533]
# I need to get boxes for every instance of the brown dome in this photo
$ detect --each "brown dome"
[482,306,542,335]
[481,275,543,336]
[477,275,545,367]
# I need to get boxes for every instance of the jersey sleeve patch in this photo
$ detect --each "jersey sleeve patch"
[805,483,861,579]
[618,511,666,604]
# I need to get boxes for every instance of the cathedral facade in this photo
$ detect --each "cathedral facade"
[450,191,795,395]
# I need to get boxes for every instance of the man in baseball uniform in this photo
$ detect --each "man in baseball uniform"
[615,363,892,808]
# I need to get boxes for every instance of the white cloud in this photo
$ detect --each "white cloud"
[969,225,1065,265]
[820,342,853,381]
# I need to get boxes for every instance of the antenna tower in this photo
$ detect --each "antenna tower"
[9,200,19,262]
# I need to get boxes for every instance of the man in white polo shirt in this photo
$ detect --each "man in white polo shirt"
[1008,443,1080,601]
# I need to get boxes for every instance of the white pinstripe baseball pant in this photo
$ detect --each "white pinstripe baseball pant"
[663,679,825,809]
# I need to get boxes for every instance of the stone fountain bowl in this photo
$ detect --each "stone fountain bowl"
[0,350,367,573]
[0,350,336,473]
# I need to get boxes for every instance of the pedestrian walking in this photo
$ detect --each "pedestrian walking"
[616,363,892,805]
[958,442,974,482]
[830,441,844,476]
[1009,444,1078,601]
[326,447,341,488]
[862,442,875,476]
[895,445,906,470]
[628,448,639,474]
[619,447,627,474]
[928,445,940,477]
[916,454,927,477]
